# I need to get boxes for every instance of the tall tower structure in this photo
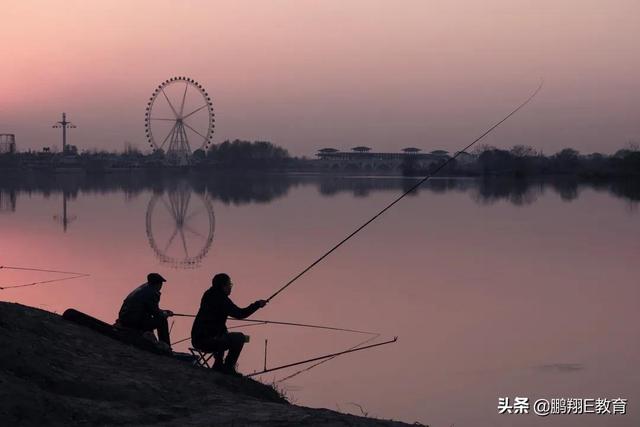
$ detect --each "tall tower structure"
[52,113,76,153]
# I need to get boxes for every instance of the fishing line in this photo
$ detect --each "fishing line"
[265,81,544,302]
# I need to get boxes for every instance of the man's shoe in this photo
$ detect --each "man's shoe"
[157,341,172,353]
[222,365,243,377]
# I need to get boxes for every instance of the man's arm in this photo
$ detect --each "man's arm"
[225,298,266,319]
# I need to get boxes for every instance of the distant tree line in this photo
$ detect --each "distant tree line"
[475,144,640,177]
[404,144,640,178]
[192,139,290,168]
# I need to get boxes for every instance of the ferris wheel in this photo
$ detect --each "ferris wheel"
[144,76,215,157]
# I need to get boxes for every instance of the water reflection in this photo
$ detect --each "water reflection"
[145,185,215,268]
[0,189,16,212]
[0,171,296,205]
[472,178,544,206]
[0,172,638,210]
[1,171,638,427]
[52,192,77,232]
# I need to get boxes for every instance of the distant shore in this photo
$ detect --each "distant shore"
[1,142,638,179]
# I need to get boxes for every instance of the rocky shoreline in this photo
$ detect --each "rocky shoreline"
[0,302,415,426]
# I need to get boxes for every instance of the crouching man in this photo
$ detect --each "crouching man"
[191,273,267,375]
[117,273,173,351]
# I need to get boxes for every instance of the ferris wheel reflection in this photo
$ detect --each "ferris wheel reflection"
[145,185,215,269]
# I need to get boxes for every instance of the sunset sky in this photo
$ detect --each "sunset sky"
[2,0,639,156]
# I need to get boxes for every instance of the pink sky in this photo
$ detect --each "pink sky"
[2,0,639,156]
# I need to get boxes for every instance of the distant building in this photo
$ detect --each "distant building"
[316,147,449,171]
[0,134,16,154]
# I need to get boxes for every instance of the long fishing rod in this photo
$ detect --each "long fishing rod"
[265,82,543,302]
[0,265,89,275]
[168,316,379,347]
[171,336,191,346]
[171,314,378,335]
[247,336,398,377]
[0,273,90,290]
[0,265,90,290]
[276,333,380,383]
[170,322,286,346]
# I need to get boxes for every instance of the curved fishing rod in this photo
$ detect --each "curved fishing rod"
[247,336,398,377]
[276,333,381,383]
[265,81,543,302]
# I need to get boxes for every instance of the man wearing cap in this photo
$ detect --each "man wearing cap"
[191,273,267,375]
[117,273,174,349]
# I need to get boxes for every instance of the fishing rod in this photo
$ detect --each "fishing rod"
[265,81,543,302]
[276,333,380,383]
[168,316,379,347]
[171,336,191,346]
[0,265,89,275]
[228,322,269,330]
[170,322,287,346]
[171,326,269,346]
[0,265,90,290]
[0,274,90,290]
[247,336,398,377]
[170,314,378,335]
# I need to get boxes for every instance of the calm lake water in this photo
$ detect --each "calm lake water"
[1,172,638,426]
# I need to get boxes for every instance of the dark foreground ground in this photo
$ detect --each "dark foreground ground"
[0,302,414,426]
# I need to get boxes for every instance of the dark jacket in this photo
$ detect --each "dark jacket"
[118,282,163,327]
[191,286,260,343]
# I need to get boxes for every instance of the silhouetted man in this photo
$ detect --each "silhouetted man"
[117,273,173,350]
[191,273,267,375]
